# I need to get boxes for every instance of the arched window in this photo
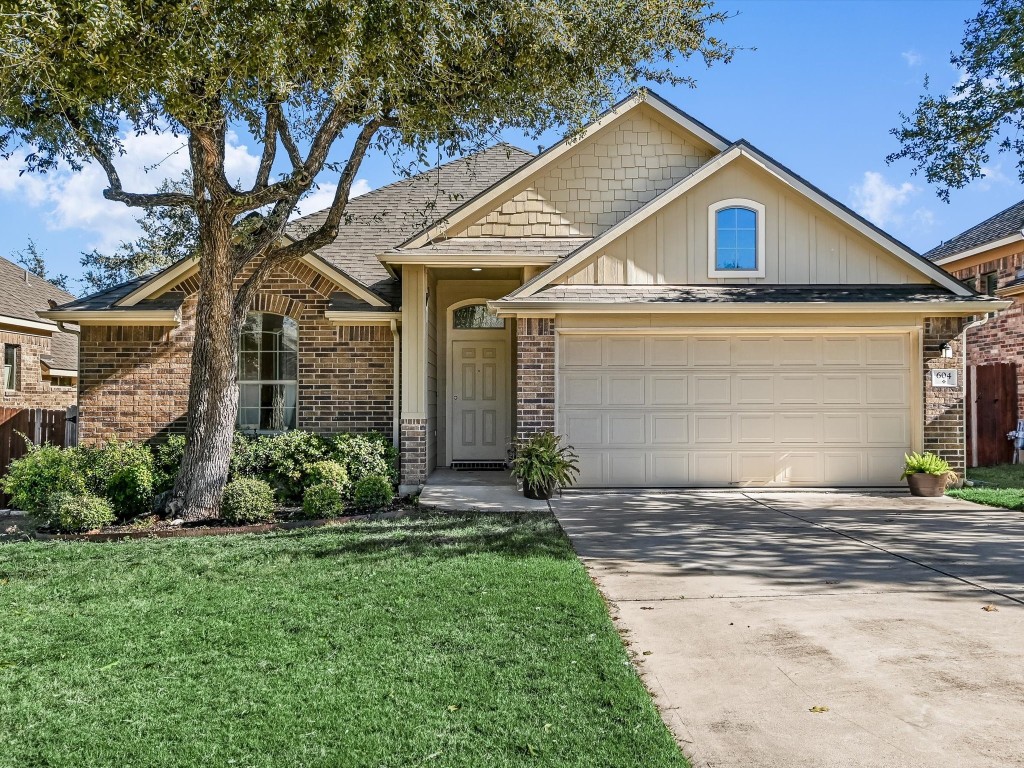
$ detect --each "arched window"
[452,303,505,329]
[238,312,298,431]
[708,199,766,277]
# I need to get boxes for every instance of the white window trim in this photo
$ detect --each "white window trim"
[708,198,766,278]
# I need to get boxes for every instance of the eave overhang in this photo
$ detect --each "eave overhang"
[489,299,1011,317]
[38,309,182,326]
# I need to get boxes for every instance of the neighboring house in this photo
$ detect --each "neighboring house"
[0,256,78,410]
[924,199,1024,418]
[41,92,1002,491]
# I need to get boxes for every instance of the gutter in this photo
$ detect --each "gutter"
[489,299,1013,317]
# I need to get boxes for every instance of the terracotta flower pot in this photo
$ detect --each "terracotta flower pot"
[906,472,951,497]
[524,482,553,500]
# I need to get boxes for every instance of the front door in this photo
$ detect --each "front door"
[451,339,509,462]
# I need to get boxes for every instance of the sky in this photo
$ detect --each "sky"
[0,0,1020,289]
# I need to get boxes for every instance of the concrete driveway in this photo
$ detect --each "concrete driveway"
[551,491,1024,768]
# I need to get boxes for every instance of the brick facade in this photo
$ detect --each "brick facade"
[78,260,395,445]
[400,418,427,488]
[515,317,556,442]
[922,316,967,476]
[952,248,1024,417]
[0,329,76,410]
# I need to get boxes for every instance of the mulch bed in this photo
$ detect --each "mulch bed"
[4,503,411,543]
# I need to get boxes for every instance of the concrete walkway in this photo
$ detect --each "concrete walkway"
[551,491,1024,768]
[418,469,550,512]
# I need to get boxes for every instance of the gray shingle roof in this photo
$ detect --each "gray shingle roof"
[0,255,76,324]
[54,277,185,313]
[287,144,534,305]
[924,198,1024,262]
[40,330,78,372]
[0,256,79,372]
[386,237,591,258]
[506,284,983,304]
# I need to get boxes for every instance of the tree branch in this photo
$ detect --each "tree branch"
[254,103,279,189]
[233,117,385,312]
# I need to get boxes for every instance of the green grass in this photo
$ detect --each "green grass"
[948,464,1024,510]
[0,513,686,768]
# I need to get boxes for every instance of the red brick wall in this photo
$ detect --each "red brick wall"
[515,317,556,442]
[953,249,1024,417]
[922,316,967,476]
[0,329,77,411]
[78,261,395,445]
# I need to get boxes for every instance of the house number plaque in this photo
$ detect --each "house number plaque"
[931,369,959,388]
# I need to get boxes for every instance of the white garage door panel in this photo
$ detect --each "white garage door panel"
[558,332,913,487]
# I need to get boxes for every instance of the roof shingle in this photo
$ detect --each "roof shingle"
[924,198,1024,262]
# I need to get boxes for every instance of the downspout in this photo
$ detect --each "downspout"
[390,318,400,448]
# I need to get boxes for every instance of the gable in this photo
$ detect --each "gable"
[449,104,720,240]
[558,155,932,288]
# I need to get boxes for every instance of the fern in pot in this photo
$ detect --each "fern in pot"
[511,432,580,500]
[900,451,957,497]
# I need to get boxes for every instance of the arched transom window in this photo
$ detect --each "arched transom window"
[452,303,505,329]
[708,198,766,278]
[238,312,298,431]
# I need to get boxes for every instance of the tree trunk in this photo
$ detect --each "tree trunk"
[166,214,241,520]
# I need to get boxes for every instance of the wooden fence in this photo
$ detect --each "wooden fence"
[0,406,78,504]
[967,363,1018,467]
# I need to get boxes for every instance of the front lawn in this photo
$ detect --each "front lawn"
[0,513,686,768]
[948,463,1024,510]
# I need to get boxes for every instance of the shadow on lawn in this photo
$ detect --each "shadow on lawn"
[293,510,578,562]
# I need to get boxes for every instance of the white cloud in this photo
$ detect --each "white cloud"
[290,177,371,219]
[0,130,260,251]
[901,50,922,67]
[977,164,1010,191]
[849,171,918,228]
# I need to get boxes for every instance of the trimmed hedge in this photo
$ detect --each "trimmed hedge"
[302,482,345,519]
[353,475,394,511]
[221,477,275,524]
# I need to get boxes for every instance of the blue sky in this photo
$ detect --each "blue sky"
[0,0,1020,287]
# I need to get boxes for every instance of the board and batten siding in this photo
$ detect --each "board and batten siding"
[561,157,928,286]
[453,105,718,239]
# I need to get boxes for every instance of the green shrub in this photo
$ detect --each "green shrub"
[327,432,398,486]
[352,474,394,511]
[307,460,349,495]
[230,431,328,502]
[152,434,186,493]
[302,482,345,519]
[220,477,276,524]
[3,443,88,515]
[44,491,115,533]
[87,441,155,519]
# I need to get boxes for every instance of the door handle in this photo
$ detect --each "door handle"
[453,395,458,400]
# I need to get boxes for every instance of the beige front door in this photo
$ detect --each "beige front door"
[451,339,509,462]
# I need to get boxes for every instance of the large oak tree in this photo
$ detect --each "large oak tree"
[889,0,1024,200]
[0,0,733,519]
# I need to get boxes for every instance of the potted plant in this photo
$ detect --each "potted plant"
[511,432,580,500]
[900,451,957,497]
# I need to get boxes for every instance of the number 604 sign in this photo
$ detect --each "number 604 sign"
[931,369,959,388]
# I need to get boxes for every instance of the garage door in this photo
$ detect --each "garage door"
[557,332,914,487]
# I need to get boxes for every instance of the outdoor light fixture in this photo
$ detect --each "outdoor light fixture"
[941,342,953,358]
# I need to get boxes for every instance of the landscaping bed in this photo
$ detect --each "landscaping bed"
[0,512,687,768]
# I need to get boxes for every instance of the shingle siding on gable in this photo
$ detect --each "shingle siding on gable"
[78,259,395,445]
[459,109,711,239]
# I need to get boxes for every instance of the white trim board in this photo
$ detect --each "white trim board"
[931,233,1024,265]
